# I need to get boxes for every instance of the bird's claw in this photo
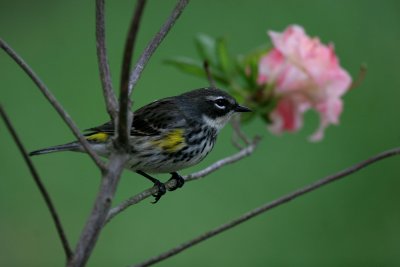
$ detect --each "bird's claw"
[168,172,185,191]
[151,180,167,204]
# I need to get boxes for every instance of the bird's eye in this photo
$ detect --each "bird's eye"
[214,98,228,109]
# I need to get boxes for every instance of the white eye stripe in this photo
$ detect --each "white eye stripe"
[206,95,233,110]
[206,96,225,101]
[214,102,226,109]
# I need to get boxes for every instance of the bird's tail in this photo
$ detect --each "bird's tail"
[29,142,80,156]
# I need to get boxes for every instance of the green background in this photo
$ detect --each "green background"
[1,1,400,266]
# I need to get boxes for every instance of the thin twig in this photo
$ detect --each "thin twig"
[133,146,400,267]
[184,137,260,181]
[68,153,129,267]
[349,63,367,90]
[203,60,216,88]
[118,0,147,149]
[0,105,72,260]
[96,0,119,122]
[231,131,244,150]
[127,0,190,96]
[231,114,250,145]
[0,38,106,172]
[106,136,261,223]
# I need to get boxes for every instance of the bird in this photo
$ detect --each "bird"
[29,87,251,202]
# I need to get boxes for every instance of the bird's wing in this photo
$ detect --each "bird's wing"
[85,121,114,134]
[85,98,187,137]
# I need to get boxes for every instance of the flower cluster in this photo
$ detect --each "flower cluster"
[257,25,352,141]
[167,24,352,141]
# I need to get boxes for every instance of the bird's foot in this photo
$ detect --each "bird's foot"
[151,180,167,204]
[167,172,185,191]
[136,170,167,204]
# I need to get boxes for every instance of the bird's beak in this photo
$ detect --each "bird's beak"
[234,104,251,113]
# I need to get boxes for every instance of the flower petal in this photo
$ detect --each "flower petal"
[268,96,310,134]
[260,24,352,141]
[309,98,343,142]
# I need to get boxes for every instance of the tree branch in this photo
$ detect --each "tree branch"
[95,0,119,122]
[0,105,72,260]
[203,60,216,88]
[0,38,106,172]
[133,146,400,267]
[106,136,261,223]
[127,0,190,96]
[118,0,147,149]
[68,153,128,267]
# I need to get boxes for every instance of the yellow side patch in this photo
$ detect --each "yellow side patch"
[152,129,186,153]
[86,132,109,142]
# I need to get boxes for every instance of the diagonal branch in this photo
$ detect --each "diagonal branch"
[127,0,190,96]
[68,153,128,267]
[0,105,72,260]
[106,136,261,223]
[118,0,147,148]
[95,0,119,122]
[0,38,106,172]
[133,146,400,267]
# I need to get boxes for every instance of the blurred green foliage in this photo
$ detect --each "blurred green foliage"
[166,33,273,122]
[1,1,400,266]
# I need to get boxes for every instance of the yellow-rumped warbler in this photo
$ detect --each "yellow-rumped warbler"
[30,88,251,202]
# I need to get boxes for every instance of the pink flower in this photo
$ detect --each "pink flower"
[258,25,352,141]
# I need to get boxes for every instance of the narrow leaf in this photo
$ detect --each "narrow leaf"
[195,34,218,66]
[165,57,230,85]
[216,37,231,74]
[165,57,206,77]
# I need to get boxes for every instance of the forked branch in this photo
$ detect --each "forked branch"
[68,1,190,266]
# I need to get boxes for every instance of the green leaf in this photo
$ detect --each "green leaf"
[165,57,230,85]
[235,56,256,89]
[216,37,232,74]
[235,44,271,90]
[195,34,218,67]
[249,59,259,88]
[164,57,206,77]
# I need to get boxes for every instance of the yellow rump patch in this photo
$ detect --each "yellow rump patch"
[86,132,109,142]
[152,129,186,153]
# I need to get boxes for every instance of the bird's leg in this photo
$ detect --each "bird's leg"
[136,170,166,203]
[167,172,185,191]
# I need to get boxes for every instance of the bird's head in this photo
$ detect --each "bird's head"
[178,88,251,131]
